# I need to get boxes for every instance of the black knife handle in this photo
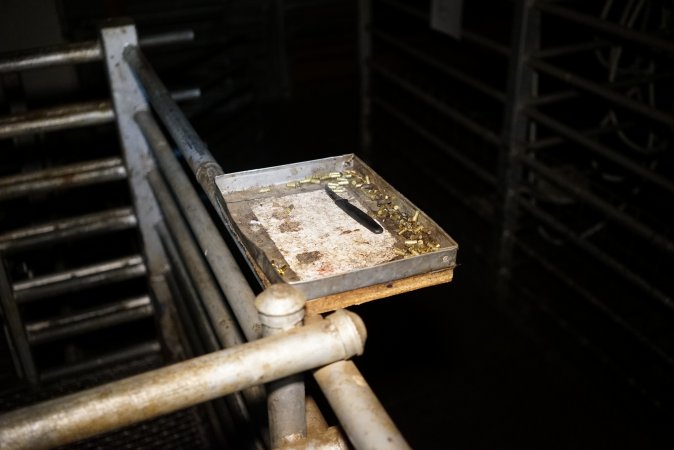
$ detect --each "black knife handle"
[335,199,384,234]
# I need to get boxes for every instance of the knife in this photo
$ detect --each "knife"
[325,186,384,234]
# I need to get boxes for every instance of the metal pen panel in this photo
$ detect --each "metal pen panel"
[0,310,367,450]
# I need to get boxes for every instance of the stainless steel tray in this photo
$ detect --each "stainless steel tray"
[215,154,458,300]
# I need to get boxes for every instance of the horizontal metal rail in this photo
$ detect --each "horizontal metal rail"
[371,62,502,145]
[0,30,194,74]
[0,207,137,253]
[40,340,161,383]
[372,96,498,185]
[0,101,114,140]
[376,0,510,56]
[533,41,611,58]
[529,58,674,129]
[0,157,126,201]
[25,296,153,344]
[536,2,674,54]
[13,255,146,303]
[0,310,366,450]
[510,235,674,369]
[371,29,506,102]
[524,107,674,194]
[526,122,630,150]
[0,88,201,140]
[519,155,674,257]
[314,360,411,450]
[517,198,673,311]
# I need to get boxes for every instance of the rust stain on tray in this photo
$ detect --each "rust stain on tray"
[251,189,397,281]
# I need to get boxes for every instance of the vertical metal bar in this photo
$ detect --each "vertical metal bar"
[0,258,38,385]
[497,0,540,292]
[359,0,373,160]
[99,23,183,359]
[134,111,262,342]
[256,284,307,447]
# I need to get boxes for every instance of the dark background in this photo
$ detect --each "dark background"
[1,1,673,449]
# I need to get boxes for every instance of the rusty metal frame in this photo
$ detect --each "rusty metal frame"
[0,21,412,450]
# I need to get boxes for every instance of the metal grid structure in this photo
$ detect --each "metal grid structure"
[502,0,674,408]
[361,0,674,410]
[0,19,412,450]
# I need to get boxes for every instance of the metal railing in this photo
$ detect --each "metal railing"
[0,22,411,450]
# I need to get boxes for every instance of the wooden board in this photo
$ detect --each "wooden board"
[256,265,454,315]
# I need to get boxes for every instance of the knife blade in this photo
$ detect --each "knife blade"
[325,186,384,234]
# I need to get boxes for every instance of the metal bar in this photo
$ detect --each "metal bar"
[0,41,100,74]
[0,88,201,141]
[149,170,243,349]
[157,222,216,354]
[510,236,674,369]
[256,285,307,447]
[13,255,146,303]
[0,101,114,140]
[529,58,674,129]
[527,90,578,107]
[0,158,126,201]
[0,207,137,253]
[0,30,195,74]
[133,110,262,341]
[520,155,674,256]
[536,2,674,54]
[40,341,161,383]
[123,46,266,309]
[0,309,367,450]
[534,40,610,58]
[138,30,195,49]
[372,96,498,185]
[524,107,674,194]
[0,259,38,384]
[526,122,630,150]
[155,221,266,450]
[371,29,507,102]
[314,360,411,450]
[497,0,540,291]
[517,198,674,311]
[25,296,153,345]
[124,46,223,199]
[370,63,502,145]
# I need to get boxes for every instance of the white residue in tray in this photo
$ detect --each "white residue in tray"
[251,189,397,281]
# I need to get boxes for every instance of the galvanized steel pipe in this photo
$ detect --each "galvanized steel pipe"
[0,30,194,74]
[256,284,308,447]
[134,110,262,341]
[0,101,114,140]
[0,310,366,450]
[314,361,411,450]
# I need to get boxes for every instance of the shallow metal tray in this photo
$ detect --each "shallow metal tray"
[215,154,458,300]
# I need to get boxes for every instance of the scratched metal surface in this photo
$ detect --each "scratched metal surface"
[252,189,397,281]
[216,154,458,299]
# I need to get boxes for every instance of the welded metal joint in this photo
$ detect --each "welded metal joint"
[256,284,308,448]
